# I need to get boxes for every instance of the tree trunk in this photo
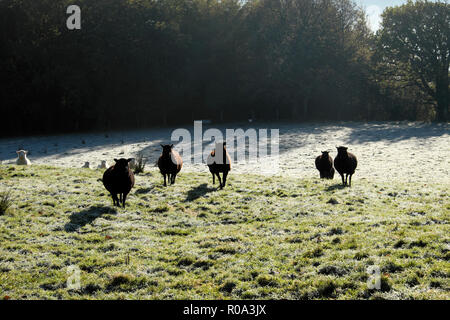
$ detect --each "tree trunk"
[435,73,449,122]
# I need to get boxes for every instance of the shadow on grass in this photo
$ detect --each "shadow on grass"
[134,186,155,195]
[345,122,450,144]
[184,183,216,202]
[64,205,117,232]
[325,184,346,192]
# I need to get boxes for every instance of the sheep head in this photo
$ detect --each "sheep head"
[336,146,348,155]
[215,142,226,150]
[161,144,174,156]
[114,158,133,171]
[16,150,27,158]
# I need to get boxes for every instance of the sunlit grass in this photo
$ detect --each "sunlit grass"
[0,164,448,299]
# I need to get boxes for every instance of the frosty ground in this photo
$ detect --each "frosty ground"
[1,121,449,183]
[0,122,448,299]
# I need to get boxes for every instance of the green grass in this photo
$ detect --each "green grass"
[0,190,12,215]
[0,164,448,300]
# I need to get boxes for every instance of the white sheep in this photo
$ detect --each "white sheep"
[98,160,108,169]
[16,150,31,165]
[82,162,90,168]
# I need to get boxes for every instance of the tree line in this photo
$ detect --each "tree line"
[0,0,448,136]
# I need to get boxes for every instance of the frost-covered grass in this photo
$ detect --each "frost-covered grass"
[0,164,448,299]
[2,122,449,183]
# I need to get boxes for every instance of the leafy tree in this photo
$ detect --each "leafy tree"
[377,0,449,121]
[1,0,446,137]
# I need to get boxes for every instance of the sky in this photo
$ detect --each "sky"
[357,0,417,31]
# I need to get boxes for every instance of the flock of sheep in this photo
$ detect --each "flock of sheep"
[315,146,358,187]
[101,142,231,207]
[14,143,357,208]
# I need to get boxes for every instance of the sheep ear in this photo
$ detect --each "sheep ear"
[114,158,118,163]
[160,144,164,148]
[170,144,174,148]
[127,158,133,163]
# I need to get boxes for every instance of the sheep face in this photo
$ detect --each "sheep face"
[16,150,27,159]
[16,150,31,165]
[114,158,133,171]
[98,160,108,169]
[321,151,330,157]
[216,142,226,150]
[211,142,227,156]
[336,146,348,155]
[209,142,229,165]
[160,144,174,156]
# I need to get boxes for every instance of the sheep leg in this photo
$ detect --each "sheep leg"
[119,193,123,203]
[345,174,349,186]
[163,174,167,187]
[222,171,228,188]
[216,173,223,189]
[348,174,352,187]
[122,193,127,208]
[112,193,119,207]
[212,173,215,185]
[171,174,176,184]
[340,173,345,186]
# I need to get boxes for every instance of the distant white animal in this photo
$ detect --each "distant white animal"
[16,150,31,165]
[82,162,90,168]
[98,160,108,169]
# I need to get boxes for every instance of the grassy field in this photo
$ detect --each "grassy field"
[0,164,448,300]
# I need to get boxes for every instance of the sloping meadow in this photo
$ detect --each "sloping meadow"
[0,165,448,299]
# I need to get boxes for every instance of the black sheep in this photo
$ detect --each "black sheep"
[207,142,231,189]
[102,158,135,207]
[315,151,335,179]
[157,144,183,186]
[334,146,357,187]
